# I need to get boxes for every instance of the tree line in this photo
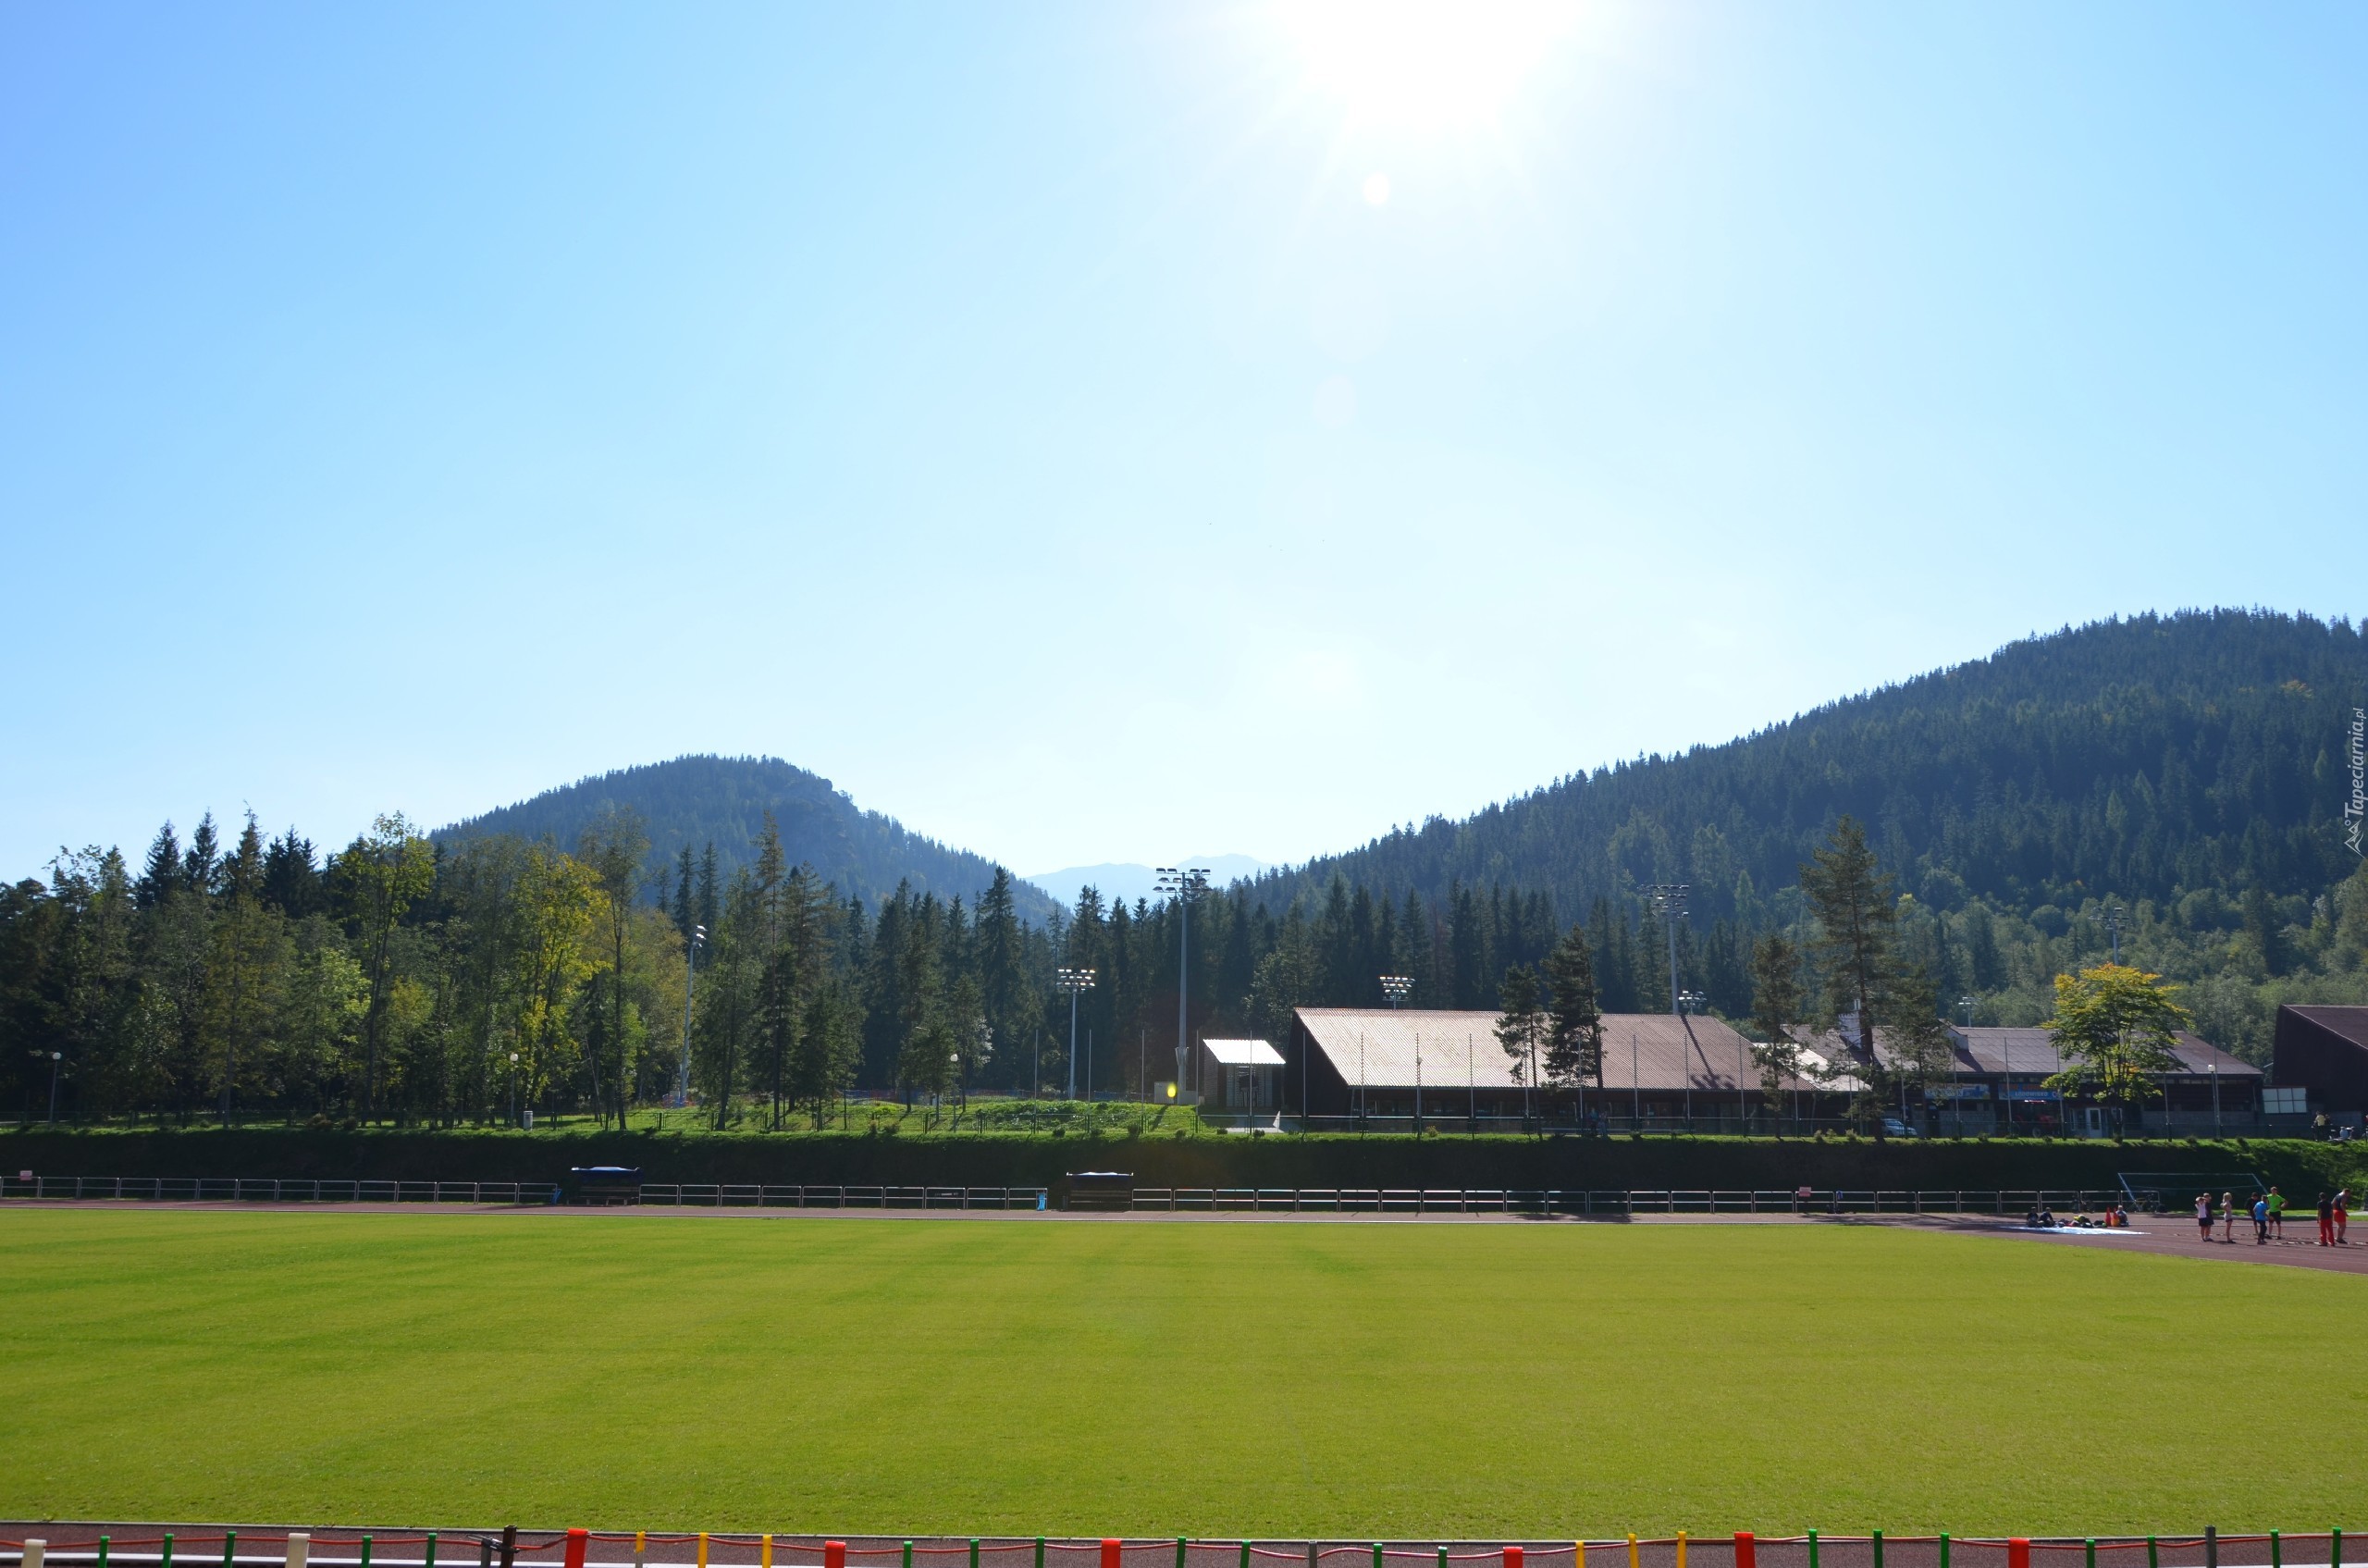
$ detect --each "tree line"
[9,786,2368,1127]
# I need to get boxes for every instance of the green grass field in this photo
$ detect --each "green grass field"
[3,1209,2362,1537]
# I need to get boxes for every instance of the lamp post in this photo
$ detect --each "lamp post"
[1055,967,1096,1101]
[1154,867,1210,1096]
[509,1051,521,1129]
[2104,901,2123,965]
[46,1051,62,1125]
[677,923,705,1108]
[1380,974,1412,1007]
[1648,884,1690,1016]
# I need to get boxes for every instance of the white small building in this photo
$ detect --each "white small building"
[1199,1038,1286,1110]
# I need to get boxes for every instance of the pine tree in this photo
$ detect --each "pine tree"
[138,822,180,910]
[184,813,220,897]
[1541,922,1604,1093]
[1493,964,1549,1119]
[1747,932,1807,1120]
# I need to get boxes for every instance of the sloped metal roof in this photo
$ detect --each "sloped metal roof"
[1294,1007,1831,1093]
[1202,1038,1285,1068]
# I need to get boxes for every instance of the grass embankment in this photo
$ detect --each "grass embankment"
[3,1207,2362,1535]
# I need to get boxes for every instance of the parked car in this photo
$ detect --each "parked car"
[1880,1117,1920,1140]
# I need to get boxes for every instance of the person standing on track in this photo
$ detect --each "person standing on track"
[2197,1191,2214,1241]
[2251,1193,2269,1243]
[2338,1190,2351,1243]
[2268,1186,2286,1239]
[2221,1191,2237,1242]
[2316,1191,2336,1246]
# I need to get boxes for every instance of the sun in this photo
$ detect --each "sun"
[1275,0,1582,131]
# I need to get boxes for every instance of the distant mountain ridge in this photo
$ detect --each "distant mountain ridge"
[436,755,1057,922]
[1025,855,1269,910]
[1249,609,2368,927]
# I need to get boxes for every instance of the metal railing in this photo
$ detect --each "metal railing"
[0,1175,2207,1216]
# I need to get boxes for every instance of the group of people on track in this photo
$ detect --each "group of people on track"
[2193,1187,2349,1244]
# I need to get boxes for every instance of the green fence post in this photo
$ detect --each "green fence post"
[1807,1532,1818,1568]
[426,1537,438,1568]
[361,1538,374,1568]
[2331,1532,2341,1568]
[163,1534,176,1568]
[1437,1552,1447,1568]
[1940,1535,1950,1568]
[972,1541,981,1568]
[2146,1540,2156,1568]
[97,1539,110,1568]
[1245,1546,1254,1568]
[904,1543,913,1568]
[1872,1533,1882,1568]
[2270,1532,2280,1568]
[1037,1542,1046,1568]
[225,1532,239,1568]
[1371,1547,1381,1568]
[2086,1540,2096,1568]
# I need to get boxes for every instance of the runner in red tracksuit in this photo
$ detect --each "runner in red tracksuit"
[2317,1191,2336,1246]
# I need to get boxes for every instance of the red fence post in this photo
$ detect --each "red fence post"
[828,1547,846,1568]
[1736,1536,1756,1568]
[1508,1548,1525,1568]
[1105,1541,1123,1568]
[2009,1541,2030,1568]
[564,1533,588,1568]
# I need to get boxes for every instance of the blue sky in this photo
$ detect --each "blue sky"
[2,1,2362,880]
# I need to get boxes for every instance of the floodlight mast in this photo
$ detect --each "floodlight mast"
[1379,974,1413,1008]
[1648,884,1690,1017]
[2104,901,2124,964]
[1154,867,1211,1095]
[677,923,706,1108]
[1055,967,1096,1101]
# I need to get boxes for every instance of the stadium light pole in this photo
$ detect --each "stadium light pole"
[1380,974,1412,1007]
[1648,884,1690,1016]
[1155,867,1211,1095]
[46,1050,62,1125]
[2105,901,2124,964]
[677,923,705,1109]
[1055,968,1096,1101]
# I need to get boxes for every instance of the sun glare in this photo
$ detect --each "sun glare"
[1276,0,1580,130]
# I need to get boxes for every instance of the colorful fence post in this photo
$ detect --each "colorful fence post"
[225,1530,240,1568]
[1677,1533,1687,1568]
[24,1539,44,1568]
[2086,1540,2096,1568]
[566,1530,589,1568]
[1735,1533,1756,1568]
[1575,1543,1585,1568]
[2146,1540,2156,1568]
[1035,1542,1045,1568]
[697,1535,709,1568]
[1508,1547,1525,1568]
[96,1539,110,1568]
[426,1533,438,1568]
[635,1536,647,1568]
[1807,1532,1817,1568]
[827,1545,846,1568]
[1628,1537,1639,1568]
[2332,1531,2343,1568]
[1939,1535,1949,1568]
[905,1543,915,1568]
[163,1531,177,1568]
[2270,1532,2281,1568]
[1870,1532,1881,1568]
[286,1535,310,1568]
[762,1537,774,1568]
[2008,1538,2030,1568]
[1104,1540,1122,1568]
[361,1535,374,1568]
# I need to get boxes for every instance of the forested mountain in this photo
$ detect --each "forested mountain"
[9,610,2368,1130]
[439,755,1056,924]
[1254,610,2363,929]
